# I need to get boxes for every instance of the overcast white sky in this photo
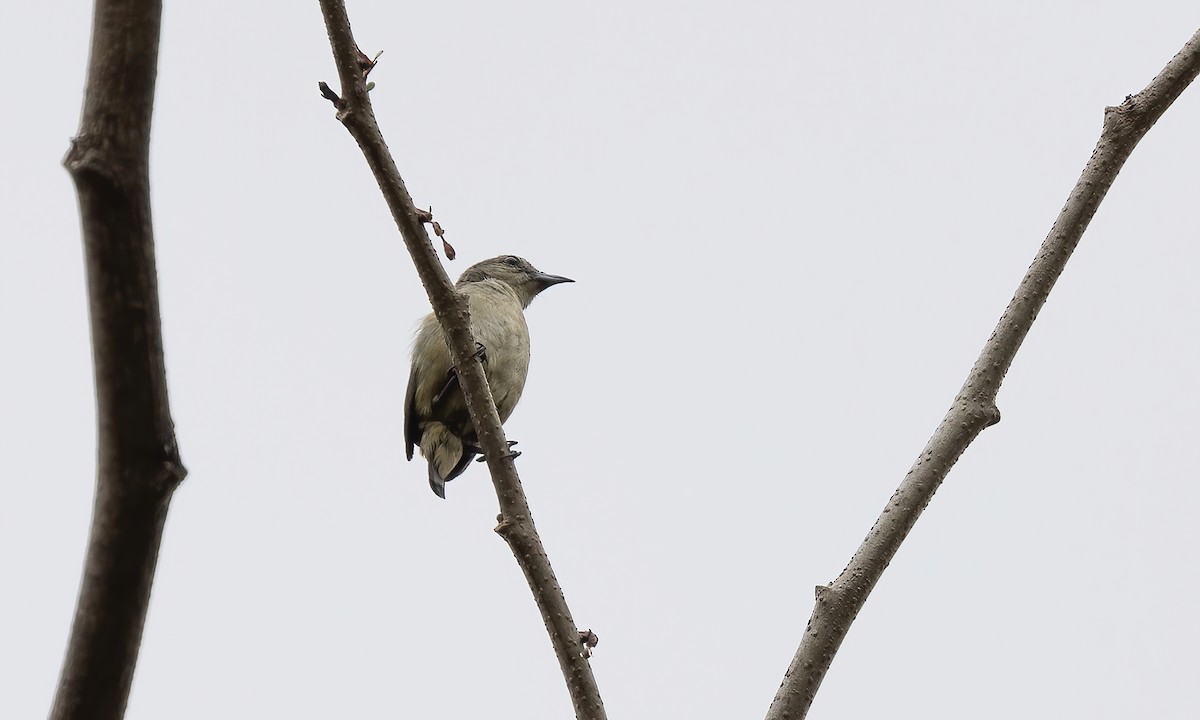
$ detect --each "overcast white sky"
[3,2,1199,718]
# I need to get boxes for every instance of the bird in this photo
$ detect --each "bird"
[404,255,573,498]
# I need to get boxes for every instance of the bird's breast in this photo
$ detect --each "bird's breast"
[466,288,531,421]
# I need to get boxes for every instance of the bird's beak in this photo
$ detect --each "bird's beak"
[534,272,574,290]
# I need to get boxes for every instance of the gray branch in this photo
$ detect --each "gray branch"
[765,27,1200,720]
[316,3,606,718]
[50,1,186,719]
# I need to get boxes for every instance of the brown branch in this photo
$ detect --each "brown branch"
[765,27,1200,720]
[50,1,186,719]
[316,3,606,718]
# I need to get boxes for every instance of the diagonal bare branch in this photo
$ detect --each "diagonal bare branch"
[316,3,606,718]
[766,26,1200,720]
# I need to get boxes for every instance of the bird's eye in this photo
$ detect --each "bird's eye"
[504,256,521,266]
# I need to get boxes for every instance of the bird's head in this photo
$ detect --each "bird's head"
[456,255,574,307]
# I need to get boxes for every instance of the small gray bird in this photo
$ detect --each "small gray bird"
[404,255,573,498]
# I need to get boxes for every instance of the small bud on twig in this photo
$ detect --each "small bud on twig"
[578,629,599,658]
[317,81,344,110]
[415,206,454,259]
[355,46,381,79]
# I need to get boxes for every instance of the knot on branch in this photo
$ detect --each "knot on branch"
[976,400,1001,427]
[1101,94,1149,142]
[157,456,189,493]
[494,513,535,543]
[954,395,1001,429]
[63,133,142,185]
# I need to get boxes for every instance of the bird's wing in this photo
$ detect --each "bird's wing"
[403,363,420,461]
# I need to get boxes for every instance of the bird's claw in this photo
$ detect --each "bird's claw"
[474,440,519,462]
[435,343,488,406]
[432,369,458,405]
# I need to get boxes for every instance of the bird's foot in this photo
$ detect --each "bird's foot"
[474,440,519,462]
[433,342,486,404]
[432,369,459,405]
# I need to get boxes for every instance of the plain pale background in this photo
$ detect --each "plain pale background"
[3,2,1198,718]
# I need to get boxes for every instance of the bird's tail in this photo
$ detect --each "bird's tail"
[420,423,473,498]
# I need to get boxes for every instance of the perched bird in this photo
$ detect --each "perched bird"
[404,255,573,498]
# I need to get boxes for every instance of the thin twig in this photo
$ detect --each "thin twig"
[50,1,186,719]
[765,27,1200,720]
[316,3,606,718]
